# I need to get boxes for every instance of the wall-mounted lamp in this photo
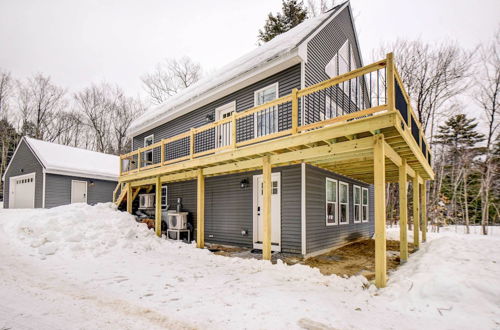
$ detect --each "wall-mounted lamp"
[89,180,95,187]
[20,168,24,173]
[240,178,249,189]
[241,229,248,236]
[206,113,214,122]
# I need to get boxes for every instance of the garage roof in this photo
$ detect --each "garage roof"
[24,137,119,181]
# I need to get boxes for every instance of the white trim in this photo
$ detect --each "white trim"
[339,181,349,225]
[130,52,301,137]
[353,185,361,223]
[2,137,43,182]
[325,177,338,226]
[71,180,88,204]
[144,134,154,146]
[9,172,36,209]
[252,172,281,252]
[215,101,236,148]
[301,162,306,255]
[253,82,279,106]
[143,134,155,165]
[44,169,117,182]
[362,187,369,223]
[42,169,46,208]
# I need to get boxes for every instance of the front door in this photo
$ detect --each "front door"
[253,172,281,251]
[215,101,236,148]
[71,180,88,204]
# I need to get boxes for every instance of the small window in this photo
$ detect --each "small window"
[254,83,278,106]
[272,181,278,195]
[144,134,154,165]
[161,185,168,209]
[353,185,361,223]
[339,181,349,224]
[326,178,338,226]
[362,187,369,222]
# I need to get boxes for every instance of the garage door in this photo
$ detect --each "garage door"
[9,173,36,208]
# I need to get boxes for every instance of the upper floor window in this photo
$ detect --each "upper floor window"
[254,83,279,137]
[144,135,154,165]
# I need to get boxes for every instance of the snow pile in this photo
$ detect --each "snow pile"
[1,203,166,257]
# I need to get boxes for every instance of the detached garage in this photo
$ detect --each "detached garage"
[2,137,119,209]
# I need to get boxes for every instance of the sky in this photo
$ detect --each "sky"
[0,0,499,101]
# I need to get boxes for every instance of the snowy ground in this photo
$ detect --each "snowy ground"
[0,204,499,330]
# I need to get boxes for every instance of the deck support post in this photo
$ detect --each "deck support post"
[155,176,162,237]
[291,88,299,134]
[398,159,408,263]
[126,183,133,214]
[262,155,272,261]
[413,175,420,249]
[196,169,205,248]
[374,134,387,288]
[421,180,427,242]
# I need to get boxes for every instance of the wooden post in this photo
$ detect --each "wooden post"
[137,150,141,170]
[413,175,420,249]
[231,112,237,148]
[126,183,132,214]
[262,155,272,261]
[190,128,195,159]
[155,176,162,237]
[291,88,299,134]
[196,169,205,248]
[398,159,408,263]
[421,180,427,242]
[386,53,395,111]
[160,140,165,165]
[374,134,387,288]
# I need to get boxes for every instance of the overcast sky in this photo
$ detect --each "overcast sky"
[0,0,498,100]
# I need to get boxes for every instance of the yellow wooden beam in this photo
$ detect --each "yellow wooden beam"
[383,141,402,167]
[421,180,427,243]
[413,175,420,249]
[374,134,387,288]
[196,169,205,248]
[262,156,272,261]
[291,88,299,134]
[399,158,409,263]
[405,163,416,178]
[386,53,396,112]
[126,183,132,214]
[155,176,162,237]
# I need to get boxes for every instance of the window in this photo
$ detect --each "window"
[144,135,154,165]
[254,83,279,137]
[362,187,369,222]
[161,185,168,209]
[325,178,338,225]
[339,181,349,224]
[353,185,361,223]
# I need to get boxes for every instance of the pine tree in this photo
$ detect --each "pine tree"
[434,114,485,232]
[258,0,308,44]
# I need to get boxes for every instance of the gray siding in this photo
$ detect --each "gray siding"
[45,174,116,208]
[3,140,44,208]
[164,165,302,253]
[132,64,301,152]
[305,164,374,254]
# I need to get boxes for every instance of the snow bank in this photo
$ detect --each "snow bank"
[1,203,165,257]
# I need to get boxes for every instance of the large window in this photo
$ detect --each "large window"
[353,185,361,223]
[325,178,338,225]
[254,83,279,137]
[339,181,349,224]
[362,187,369,222]
[144,134,154,165]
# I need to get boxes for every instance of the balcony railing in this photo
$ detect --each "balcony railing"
[120,54,432,176]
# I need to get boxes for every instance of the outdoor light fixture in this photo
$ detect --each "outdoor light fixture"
[89,180,95,186]
[206,113,214,122]
[240,178,249,189]
[241,229,248,236]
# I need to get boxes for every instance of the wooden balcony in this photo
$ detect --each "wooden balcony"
[118,54,433,189]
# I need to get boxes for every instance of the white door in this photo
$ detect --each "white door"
[253,172,281,251]
[71,180,87,203]
[9,173,36,208]
[215,101,236,148]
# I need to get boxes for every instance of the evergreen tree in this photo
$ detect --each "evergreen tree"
[258,0,308,44]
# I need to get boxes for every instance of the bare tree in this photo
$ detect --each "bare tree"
[475,31,500,235]
[307,0,335,16]
[15,74,67,141]
[377,40,473,140]
[74,83,114,153]
[0,70,13,119]
[142,56,202,105]
[111,92,145,154]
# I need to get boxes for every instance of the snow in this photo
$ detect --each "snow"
[23,137,119,181]
[128,6,343,136]
[1,204,499,329]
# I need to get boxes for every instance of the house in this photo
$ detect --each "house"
[2,137,119,209]
[117,1,434,288]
